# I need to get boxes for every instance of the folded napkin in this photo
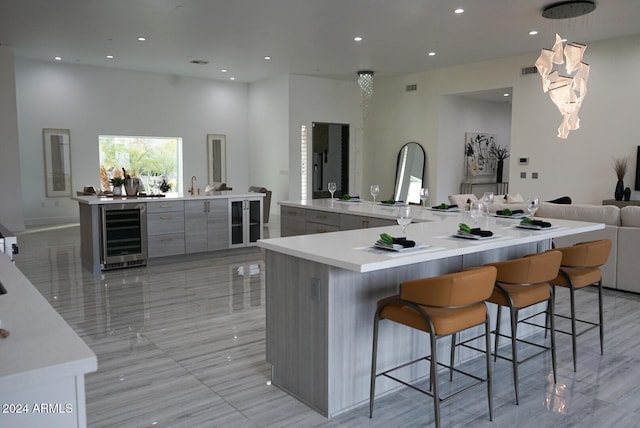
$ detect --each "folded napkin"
[432,204,458,209]
[392,237,416,247]
[470,228,493,237]
[530,220,552,228]
[497,209,524,216]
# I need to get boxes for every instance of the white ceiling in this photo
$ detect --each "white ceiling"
[1,0,639,84]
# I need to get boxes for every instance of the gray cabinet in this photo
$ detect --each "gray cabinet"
[185,199,229,253]
[280,206,307,237]
[340,213,396,230]
[229,197,263,247]
[147,201,185,258]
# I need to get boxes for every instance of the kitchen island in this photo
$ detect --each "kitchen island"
[73,192,264,272]
[0,254,97,428]
[258,212,604,417]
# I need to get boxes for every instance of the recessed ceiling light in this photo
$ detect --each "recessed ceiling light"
[221,69,228,73]
[230,77,235,80]
[264,56,272,60]
[427,52,436,56]
[454,8,464,14]
[54,56,62,61]
[529,30,538,36]
[106,55,114,59]
[354,36,363,42]
[503,93,510,97]
[137,36,146,41]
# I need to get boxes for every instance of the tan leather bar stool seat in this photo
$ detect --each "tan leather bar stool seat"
[369,266,497,428]
[551,239,611,372]
[483,250,562,405]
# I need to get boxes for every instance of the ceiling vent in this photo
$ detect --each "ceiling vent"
[521,66,538,75]
[406,84,418,91]
[189,60,209,65]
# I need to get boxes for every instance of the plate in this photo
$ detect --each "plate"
[493,213,526,219]
[374,241,429,252]
[452,231,495,240]
[429,207,460,212]
[380,201,408,207]
[516,223,553,230]
[340,198,362,202]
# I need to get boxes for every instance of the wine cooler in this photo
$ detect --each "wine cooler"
[100,203,148,270]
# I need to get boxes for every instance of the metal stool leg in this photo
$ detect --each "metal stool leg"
[510,306,520,405]
[369,314,380,417]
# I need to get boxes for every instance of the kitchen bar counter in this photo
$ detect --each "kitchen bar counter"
[72,191,261,205]
[0,254,97,428]
[258,214,604,417]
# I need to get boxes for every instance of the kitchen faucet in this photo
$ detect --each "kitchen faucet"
[189,175,196,195]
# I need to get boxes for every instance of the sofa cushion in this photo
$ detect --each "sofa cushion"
[537,203,621,226]
[448,193,477,209]
[620,206,640,227]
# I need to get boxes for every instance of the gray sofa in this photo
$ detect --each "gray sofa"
[487,200,639,293]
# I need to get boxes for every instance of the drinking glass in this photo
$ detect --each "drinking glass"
[420,188,429,208]
[370,184,380,203]
[396,205,412,235]
[482,192,494,215]
[470,200,484,224]
[328,182,337,200]
[526,197,539,217]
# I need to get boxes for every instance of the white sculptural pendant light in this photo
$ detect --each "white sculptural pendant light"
[536,1,595,139]
[535,34,589,139]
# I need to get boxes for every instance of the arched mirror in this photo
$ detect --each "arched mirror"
[393,142,426,204]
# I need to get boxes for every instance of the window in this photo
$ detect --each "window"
[99,135,182,195]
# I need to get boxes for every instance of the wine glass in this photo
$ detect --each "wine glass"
[328,182,337,200]
[420,188,429,208]
[526,197,539,217]
[482,192,494,215]
[396,205,412,235]
[470,200,484,225]
[370,184,380,203]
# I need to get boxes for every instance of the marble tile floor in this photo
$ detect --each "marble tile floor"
[13,223,640,428]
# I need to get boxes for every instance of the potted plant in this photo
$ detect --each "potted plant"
[109,176,125,195]
[489,144,510,183]
[613,157,628,201]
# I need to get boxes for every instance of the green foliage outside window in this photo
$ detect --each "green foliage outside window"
[99,135,182,194]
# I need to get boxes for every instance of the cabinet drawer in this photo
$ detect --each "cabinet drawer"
[281,206,306,219]
[147,211,185,235]
[305,209,340,227]
[148,233,185,258]
[281,218,307,237]
[147,201,185,213]
[306,222,340,234]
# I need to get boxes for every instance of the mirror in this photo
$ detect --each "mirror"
[312,122,350,198]
[393,142,425,204]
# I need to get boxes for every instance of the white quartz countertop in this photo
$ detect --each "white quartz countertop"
[73,191,264,205]
[0,255,97,393]
[258,213,604,273]
[279,198,468,222]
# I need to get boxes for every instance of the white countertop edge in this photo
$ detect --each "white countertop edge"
[73,192,264,205]
[0,255,97,383]
[257,220,604,273]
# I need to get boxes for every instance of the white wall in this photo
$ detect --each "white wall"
[287,75,361,201]
[15,58,250,225]
[366,33,640,205]
[438,96,512,201]
[248,75,289,219]
[0,47,25,232]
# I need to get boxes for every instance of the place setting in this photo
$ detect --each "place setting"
[370,206,430,253]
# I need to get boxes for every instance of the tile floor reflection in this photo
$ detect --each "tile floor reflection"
[14,223,640,428]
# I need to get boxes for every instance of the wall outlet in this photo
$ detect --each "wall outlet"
[310,278,321,301]
[520,172,527,179]
[532,172,539,179]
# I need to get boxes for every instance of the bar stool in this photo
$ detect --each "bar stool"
[550,239,612,372]
[369,266,497,428]
[483,250,562,405]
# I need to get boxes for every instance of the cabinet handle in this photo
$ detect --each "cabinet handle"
[159,204,172,208]
[160,215,172,220]
[317,215,327,219]
[160,237,174,242]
